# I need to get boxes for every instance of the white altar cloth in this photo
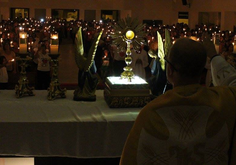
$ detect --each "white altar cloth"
[0,90,140,158]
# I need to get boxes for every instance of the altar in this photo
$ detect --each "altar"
[0,90,140,158]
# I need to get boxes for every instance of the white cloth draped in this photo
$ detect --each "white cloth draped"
[0,90,140,158]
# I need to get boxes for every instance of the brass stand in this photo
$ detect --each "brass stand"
[15,53,35,98]
[120,41,134,82]
[47,54,66,100]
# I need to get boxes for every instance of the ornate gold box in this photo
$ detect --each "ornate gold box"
[104,76,155,108]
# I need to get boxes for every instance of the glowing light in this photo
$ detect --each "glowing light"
[190,36,198,41]
[20,33,26,39]
[51,34,58,40]
[107,76,148,85]
[125,30,135,40]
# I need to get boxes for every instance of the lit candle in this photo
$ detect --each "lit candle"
[233,43,236,53]
[19,32,27,54]
[50,33,59,54]
[0,25,2,35]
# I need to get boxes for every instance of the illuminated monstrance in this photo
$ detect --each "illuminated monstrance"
[104,17,154,108]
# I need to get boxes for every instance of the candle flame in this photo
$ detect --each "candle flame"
[21,34,26,38]
[51,35,58,40]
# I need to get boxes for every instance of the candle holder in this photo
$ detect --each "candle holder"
[15,53,35,98]
[47,54,66,100]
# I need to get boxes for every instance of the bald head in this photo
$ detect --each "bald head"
[168,38,207,78]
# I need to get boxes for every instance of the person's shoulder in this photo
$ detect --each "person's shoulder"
[210,85,236,91]
[209,86,236,97]
[227,86,236,94]
[141,91,174,113]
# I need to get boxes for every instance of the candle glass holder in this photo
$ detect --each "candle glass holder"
[19,32,28,54]
[15,53,35,98]
[47,54,66,100]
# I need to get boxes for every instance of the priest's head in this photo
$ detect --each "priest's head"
[166,38,207,87]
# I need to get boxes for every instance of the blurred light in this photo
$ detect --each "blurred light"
[107,76,147,85]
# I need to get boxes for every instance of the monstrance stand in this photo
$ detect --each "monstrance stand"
[47,54,66,100]
[15,53,35,98]
[120,35,134,82]
[104,17,154,108]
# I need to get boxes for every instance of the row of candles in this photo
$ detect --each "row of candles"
[18,31,59,54]
[0,18,59,54]
[0,18,116,54]
[1,18,236,54]
[145,24,236,54]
